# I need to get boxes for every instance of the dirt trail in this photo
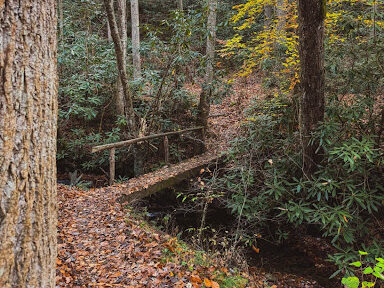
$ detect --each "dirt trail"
[56,78,263,287]
[184,76,261,152]
[208,77,261,151]
[57,185,211,287]
[57,77,332,287]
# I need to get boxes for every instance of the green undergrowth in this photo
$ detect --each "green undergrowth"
[124,207,249,288]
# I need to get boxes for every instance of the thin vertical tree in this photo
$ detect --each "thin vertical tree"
[130,0,144,175]
[131,0,141,80]
[59,0,64,41]
[276,0,286,40]
[104,0,136,136]
[0,0,58,286]
[107,20,112,42]
[297,0,326,175]
[264,3,273,30]
[197,0,218,144]
[116,0,128,116]
[177,0,184,10]
[104,0,145,176]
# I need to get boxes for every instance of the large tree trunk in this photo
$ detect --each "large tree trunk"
[116,0,128,116]
[298,0,326,176]
[197,0,217,150]
[130,0,141,81]
[0,1,58,287]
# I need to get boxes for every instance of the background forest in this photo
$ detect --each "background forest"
[56,0,384,287]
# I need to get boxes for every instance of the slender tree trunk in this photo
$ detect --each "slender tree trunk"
[264,4,273,29]
[130,0,144,176]
[59,0,64,40]
[372,0,377,42]
[205,0,217,86]
[104,0,136,136]
[107,20,112,42]
[298,0,326,176]
[116,0,128,116]
[104,0,144,176]
[177,0,183,10]
[197,0,217,148]
[0,1,58,287]
[130,0,141,80]
[276,0,286,40]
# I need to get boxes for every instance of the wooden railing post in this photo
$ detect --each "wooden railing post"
[163,136,169,164]
[90,127,205,186]
[109,148,115,185]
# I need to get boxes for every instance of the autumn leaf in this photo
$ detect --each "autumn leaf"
[190,274,203,283]
[204,278,213,287]
[252,245,260,254]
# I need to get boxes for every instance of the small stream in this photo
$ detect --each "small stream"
[135,187,341,288]
[57,172,341,287]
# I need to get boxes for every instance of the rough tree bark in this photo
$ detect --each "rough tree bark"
[116,0,128,116]
[298,0,326,176]
[0,1,58,287]
[197,0,217,144]
[130,0,141,81]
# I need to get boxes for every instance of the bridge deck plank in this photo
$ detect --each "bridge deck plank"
[116,152,223,203]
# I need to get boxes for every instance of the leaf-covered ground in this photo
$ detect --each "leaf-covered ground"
[57,77,328,287]
[57,185,255,287]
[56,77,262,287]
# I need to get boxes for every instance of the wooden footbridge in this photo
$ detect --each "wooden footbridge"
[91,127,223,202]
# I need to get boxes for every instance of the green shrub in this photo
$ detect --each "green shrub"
[341,251,384,288]
[217,91,383,268]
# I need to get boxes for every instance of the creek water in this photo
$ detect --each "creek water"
[136,187,341,288]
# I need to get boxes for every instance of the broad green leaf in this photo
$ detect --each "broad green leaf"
[342,277,359,288]
[372,272,384,280]
[363,267,373,274]
[349,261,362,268]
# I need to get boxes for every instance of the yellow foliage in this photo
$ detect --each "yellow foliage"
[223,0,380,93]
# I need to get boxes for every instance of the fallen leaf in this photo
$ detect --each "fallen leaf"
[252,245,260,254]
[204,278,212,287]
[190,275,202,283]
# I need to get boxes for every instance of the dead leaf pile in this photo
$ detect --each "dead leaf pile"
[57,185,254,287]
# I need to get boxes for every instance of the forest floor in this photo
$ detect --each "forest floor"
[56,77,333,288]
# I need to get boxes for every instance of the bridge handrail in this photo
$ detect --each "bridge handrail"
[91,126,204,153]
[90,126,204,185]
